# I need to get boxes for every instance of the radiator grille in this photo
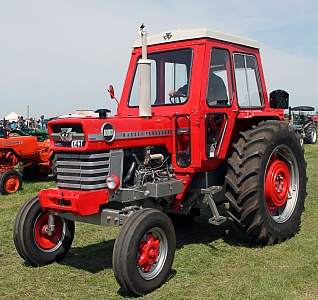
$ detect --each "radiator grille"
[56,152,110,190]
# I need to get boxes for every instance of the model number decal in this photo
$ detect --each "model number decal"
[71,140,84,148]
[116,129,172,138]
[2,141,23,146]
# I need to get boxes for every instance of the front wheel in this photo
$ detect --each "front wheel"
[225,120,307,245]
[0,169,23,195]
[112,209,176,296]
[13,195,75,266]
[304,123,317,144]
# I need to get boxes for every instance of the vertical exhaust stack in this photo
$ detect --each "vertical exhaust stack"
[138,24,152,117]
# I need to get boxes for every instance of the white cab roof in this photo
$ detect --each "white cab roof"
[133,28,259,49]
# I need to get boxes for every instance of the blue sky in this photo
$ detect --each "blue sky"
[1,0,318,119]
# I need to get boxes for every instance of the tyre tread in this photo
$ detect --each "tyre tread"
[225,120,307,244]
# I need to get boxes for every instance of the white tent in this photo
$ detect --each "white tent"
[5,112,19,122]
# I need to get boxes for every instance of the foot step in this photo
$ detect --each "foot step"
[201,187,227,226]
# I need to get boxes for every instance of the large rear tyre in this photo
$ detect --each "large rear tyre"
[225,120,307,245]
[304,123,317,144]
[0,169,23,195]
[21,166,33,181]
[13,195,75,266]
[112,209,176,296]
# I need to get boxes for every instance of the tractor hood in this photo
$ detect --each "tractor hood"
[48,115,173,153]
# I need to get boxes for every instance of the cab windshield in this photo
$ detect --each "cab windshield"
[128,48,193,106]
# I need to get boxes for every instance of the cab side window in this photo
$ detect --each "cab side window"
[207,48,232,106]
[234,53,263,107]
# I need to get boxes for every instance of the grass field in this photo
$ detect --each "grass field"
[1,144,317,299]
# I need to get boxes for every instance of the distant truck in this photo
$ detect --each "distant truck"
[14,25,307,295]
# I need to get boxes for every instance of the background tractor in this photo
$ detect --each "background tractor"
[9,127,49,142]
[14,25,307,295]
[0,125,54,195]
[289,106,317,144]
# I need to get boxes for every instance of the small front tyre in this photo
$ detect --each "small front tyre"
[112,209,176,296]
[13,195,75,266]
[0,169,22,195]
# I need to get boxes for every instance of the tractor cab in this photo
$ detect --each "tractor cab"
[117,28,287,170]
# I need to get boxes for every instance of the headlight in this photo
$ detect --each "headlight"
[106,174,120,191]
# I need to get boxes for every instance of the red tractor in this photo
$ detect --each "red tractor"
[0,126,53,194]
[14,25,307,295]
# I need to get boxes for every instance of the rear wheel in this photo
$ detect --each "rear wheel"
[112,209,176,296]
[0,169,23,195]
[304,123,317,144]
[225,120,307,244]
[21,166,33,180]
[13,195,75,265]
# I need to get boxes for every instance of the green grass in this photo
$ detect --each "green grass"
[1,145,318,299]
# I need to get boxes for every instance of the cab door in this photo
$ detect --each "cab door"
[204,47,234,159]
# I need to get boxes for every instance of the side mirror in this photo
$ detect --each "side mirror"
[108,85,115,99]
[107,85,119,106]
[269,90,289,109]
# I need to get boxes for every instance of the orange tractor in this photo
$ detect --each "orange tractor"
[0,126,54,195]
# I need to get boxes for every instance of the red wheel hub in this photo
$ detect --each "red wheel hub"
[5,175,19,193]
[138,233,160,272]
[265,157,290,212]
[34,212,63,249]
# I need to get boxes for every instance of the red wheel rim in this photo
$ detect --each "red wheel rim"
[265,156,290,212]
[138,233,160,272]
[34,212,63,249]
[4,174,20,193]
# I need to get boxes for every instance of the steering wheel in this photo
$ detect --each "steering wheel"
[169,91,187,103]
